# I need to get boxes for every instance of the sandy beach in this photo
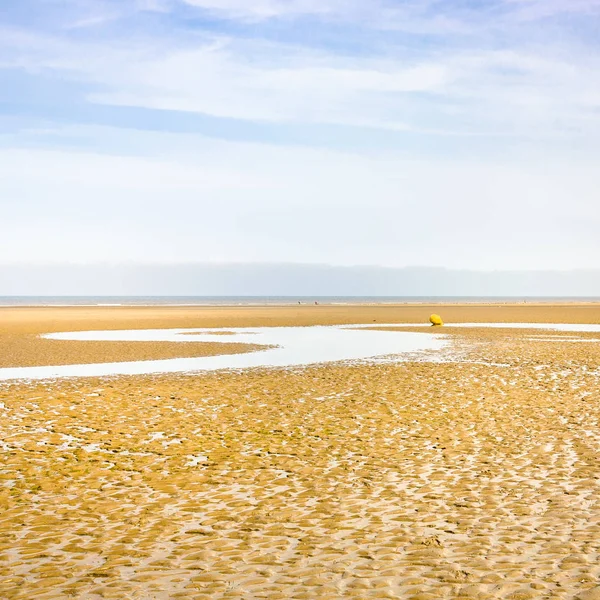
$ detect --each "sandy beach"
[2,304,600,598]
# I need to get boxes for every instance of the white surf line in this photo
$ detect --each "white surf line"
[2,322,599,383]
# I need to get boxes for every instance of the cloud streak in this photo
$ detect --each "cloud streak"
[2,0,600,270]
[506,0,600,20]
[3,20,599,140]
[2,124,600,269]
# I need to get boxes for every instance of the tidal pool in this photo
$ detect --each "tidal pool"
[2,322,600,382]
[0,325,446,381]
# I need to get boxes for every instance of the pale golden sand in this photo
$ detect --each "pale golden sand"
[2,305,600,599]
[2,303,600,368]
[0,337,270,369]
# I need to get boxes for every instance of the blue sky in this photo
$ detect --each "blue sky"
[2,0,600,271]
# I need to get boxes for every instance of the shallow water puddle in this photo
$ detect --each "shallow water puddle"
[0,325,447,381]
[1,322,600,381]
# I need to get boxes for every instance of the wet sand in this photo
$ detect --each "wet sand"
[2,305,600,598]
[2,303,600,368]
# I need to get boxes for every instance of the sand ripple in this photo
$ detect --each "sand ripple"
[2,328,600,598]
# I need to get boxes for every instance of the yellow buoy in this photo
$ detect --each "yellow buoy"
[429,314,443,326]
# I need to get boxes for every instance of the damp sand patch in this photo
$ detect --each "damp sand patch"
[0,335,269,369]
[4,322,600,381]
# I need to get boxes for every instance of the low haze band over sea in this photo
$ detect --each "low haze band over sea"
[2,296,600,307]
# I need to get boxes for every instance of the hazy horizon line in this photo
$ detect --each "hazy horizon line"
[3,262,600,274]
[3,263,600,296]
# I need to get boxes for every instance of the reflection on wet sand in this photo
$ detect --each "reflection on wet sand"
[4,321,600,382]
[0,325,448,381]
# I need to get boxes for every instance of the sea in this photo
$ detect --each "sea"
[1,296,600,306]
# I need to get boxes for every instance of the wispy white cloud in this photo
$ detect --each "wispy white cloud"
[136,0,172,12]
[66,13,122,30]
[505,0,600,21]
[60,0,172,30]
[3,0,600,269]
[178,0,479,36]
[2,3,600,146]
[86,46,455,129]
[179,0,600,24]
[180,0,351,20]
[3,20,600,140]
[2,124,600,269]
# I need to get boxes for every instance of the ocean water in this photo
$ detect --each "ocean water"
[2,296,600,307]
